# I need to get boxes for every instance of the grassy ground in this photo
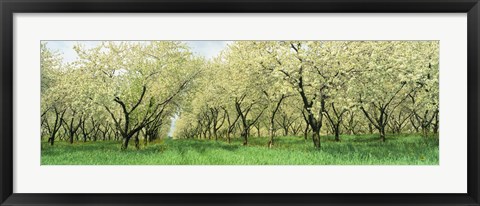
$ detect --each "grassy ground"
[41,134,439,165]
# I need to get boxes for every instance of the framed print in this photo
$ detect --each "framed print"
[1,0,479,205]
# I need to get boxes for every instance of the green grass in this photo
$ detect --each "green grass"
[41,134,439,165]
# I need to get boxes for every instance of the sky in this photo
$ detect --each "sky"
[44,40,231,63]
[44,40,230,137]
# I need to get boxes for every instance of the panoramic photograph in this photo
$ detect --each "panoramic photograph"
[41,40,439,165]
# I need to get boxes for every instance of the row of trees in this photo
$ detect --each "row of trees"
[41,41,439,150]
[41,42,203,149]
[174,41,439,149]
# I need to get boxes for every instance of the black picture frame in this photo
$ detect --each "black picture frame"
[1,0,479,205]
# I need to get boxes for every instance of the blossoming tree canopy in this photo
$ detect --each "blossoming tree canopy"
[41,40,438,153]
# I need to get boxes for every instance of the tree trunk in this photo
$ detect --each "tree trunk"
[48,132,56,146]
[241,127,249,145]
[69,132,74,144]
[121,136,131,150]
[143,130,149,145]
[379,127,386,142]
[306,109,322,149]
[433,112,439,135]
[312,128,321,149]
[69,117,75,144]
[269,120,275,146]
[134,133,140,149]
[303,124,309,140]
[368,123,373,134]
[422,127,429,138]
[334,126,340,142]
[47,108,64,146]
